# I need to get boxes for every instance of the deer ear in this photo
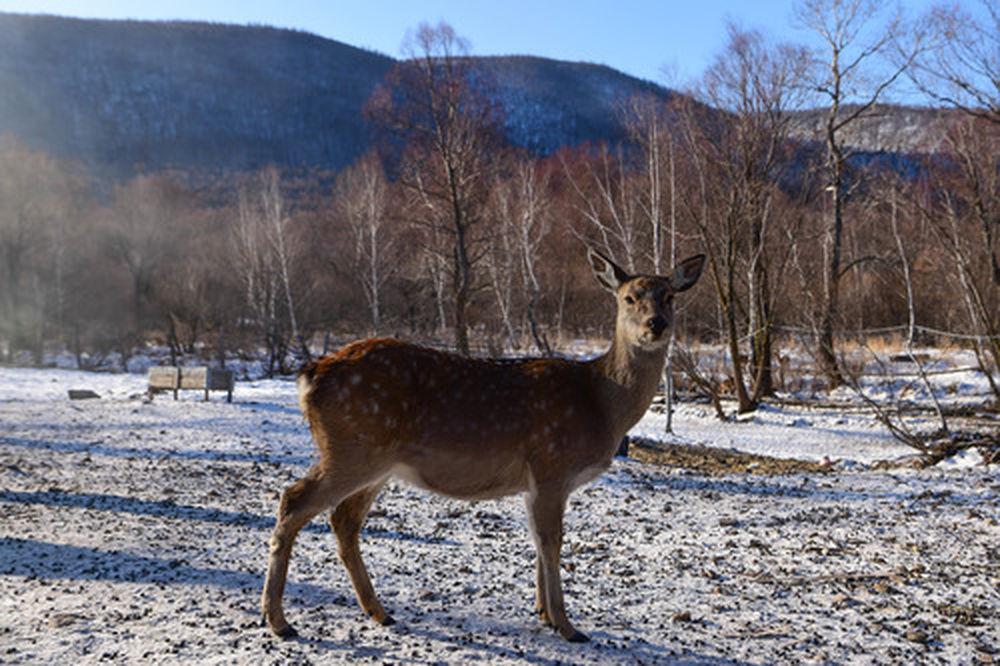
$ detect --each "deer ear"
[671,254,705,292]
[588,248,630,292]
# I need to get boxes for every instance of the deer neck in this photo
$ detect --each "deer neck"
[591,333,667,443]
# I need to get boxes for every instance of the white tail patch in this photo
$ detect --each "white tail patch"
[296,372,314,415]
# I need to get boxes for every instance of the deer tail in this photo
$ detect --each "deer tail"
[296,360,319,415]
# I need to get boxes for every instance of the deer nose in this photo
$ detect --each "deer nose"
[647,316,667,336]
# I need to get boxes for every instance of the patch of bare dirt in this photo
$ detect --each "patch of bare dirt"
[628,437,835,475]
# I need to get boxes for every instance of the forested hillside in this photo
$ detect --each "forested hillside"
[0,13,675,175]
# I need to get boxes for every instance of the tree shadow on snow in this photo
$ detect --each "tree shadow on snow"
[0,489,458,546]
[0,536,334,606]
[0,434,314,466]
[231,400,302,417]
[601,467,982,506]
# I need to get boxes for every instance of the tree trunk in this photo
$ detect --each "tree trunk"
[132,271,144,338]
[453,224,471,356]
[216,319,227,369]
[167,314,180,367]
[748,215,774,399]
[818,155,845,389]
[526,291,550,356]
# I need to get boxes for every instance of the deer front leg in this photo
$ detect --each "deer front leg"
[526,489,587,642]
[534,529,563,626]
[535,558,550,625]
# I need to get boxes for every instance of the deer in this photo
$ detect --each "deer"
[261,248,705,642]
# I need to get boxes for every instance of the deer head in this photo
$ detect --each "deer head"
[588,248,705,350]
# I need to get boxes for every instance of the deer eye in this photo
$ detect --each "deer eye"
[624,295,635,305]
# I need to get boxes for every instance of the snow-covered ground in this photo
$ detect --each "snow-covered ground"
[1,366,999,663]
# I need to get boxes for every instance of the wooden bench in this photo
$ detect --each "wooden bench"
[148,366,234,402]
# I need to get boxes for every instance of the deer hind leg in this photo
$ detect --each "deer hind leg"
[329,481,394,626]
[526,489,587,642]
[261,467,362,638]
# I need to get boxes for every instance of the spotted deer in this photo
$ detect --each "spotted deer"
[262,249,705,642]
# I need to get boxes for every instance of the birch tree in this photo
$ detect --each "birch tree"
[332,153,396,335]
[367,22,502,355]
[795,0,921,388]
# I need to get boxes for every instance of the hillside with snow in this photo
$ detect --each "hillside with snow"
[0,13,952,179]
[0,13,673,177]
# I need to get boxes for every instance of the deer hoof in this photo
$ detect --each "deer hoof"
[566,630,590,643]
[379,615,396,627]
[273,623,298,639]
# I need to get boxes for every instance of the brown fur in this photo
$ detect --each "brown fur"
[261,250,705,642]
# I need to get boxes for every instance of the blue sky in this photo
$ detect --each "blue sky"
[0,1,969,88]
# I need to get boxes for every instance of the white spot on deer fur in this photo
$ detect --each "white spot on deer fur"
[372,402,380,414]
[350,374,362,385]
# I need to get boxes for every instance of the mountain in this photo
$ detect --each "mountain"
[0,14,394,176]
[788,105,954,155]
[480,55,670,153]
[0,13,674,177]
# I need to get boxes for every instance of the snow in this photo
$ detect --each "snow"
[633,402,915,464]
[2,365,999,663]
[0,367,144,402]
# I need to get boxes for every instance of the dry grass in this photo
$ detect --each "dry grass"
[628,437,834,476]
[840,333,909,355]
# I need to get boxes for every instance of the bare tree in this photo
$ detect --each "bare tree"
[261,167,310,362]
[918,117,1000,400]
[367,22,502,355]
[561,143,643,273]
[483,193,519,349]
[622,95,671,274]
[711,28,807,401]
[488,156,554,353]
[332,153,397,335]
[233,180,281,375]
[796,0,922,388]
[909,1,999,290]
[231,168,310,374]
[0,136,86,364]
[909,1,999,124]
[106,173,189,362]
[511,160,554,355]
[675,27,806,413]
[621,95,680,429]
